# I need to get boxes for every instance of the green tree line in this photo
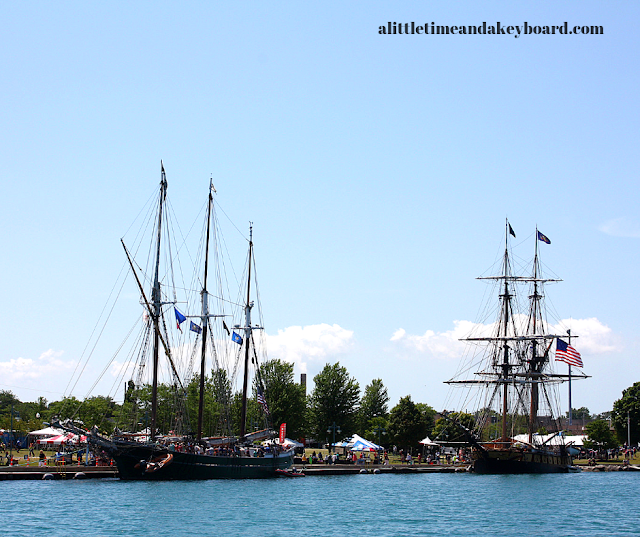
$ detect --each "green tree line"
[1,362,637,450]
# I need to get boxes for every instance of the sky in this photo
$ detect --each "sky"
[1,1,639,417]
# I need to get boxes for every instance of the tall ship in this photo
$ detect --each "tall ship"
[58,163,293,479]
[443,222,588,474]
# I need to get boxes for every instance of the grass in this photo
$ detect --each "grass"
[573,451,639,466]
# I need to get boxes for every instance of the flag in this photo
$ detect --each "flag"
[555,339,583,368]
[222,320,231,336]
[508,223,516,238]
[190,321,202,334]
[232,331,243,345]
[174,308,186,332]
[257,387,269,415]
[537,231,551,244]
[279,423,286,444]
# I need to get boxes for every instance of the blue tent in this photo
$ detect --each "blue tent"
[348,434,383,451]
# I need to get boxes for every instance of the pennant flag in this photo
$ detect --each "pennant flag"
[537,231,551,244]
[222,320,231,336]
[257,387,270,415]
[508,223,516,238]
[190,321,202,334]
[232,331,243,345]
[174,308,186,332]
[555,339,583,368]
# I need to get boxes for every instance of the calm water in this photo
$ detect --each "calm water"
[2,472,637,536]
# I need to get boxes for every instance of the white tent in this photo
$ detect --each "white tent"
[29,427,64,438]
[347,434,383,451]
[37,432,87,445]
[512,434,587,447]
[419,436,439,447]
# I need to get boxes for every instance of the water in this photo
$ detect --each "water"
[2,472,637,536]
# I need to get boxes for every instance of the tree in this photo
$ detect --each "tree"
[257,359,306,439]
[416,402,436,439]
[388,396,424,450]
[612,382,640,445]
[583,419,617,451]
[364,416,390,447]
[432,412,475,443]
[308,362,360,443]
[358,379,389,435]
[565,407,591,422]
[77,396,117,429]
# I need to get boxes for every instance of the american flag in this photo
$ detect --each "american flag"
[555,339,583,368]
[257,387,270,415]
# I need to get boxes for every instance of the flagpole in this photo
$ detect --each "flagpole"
[567,329,572,427]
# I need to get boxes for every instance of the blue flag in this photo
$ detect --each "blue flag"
[232,331,243,345]
[537,231,551,244]
[190,321,202,334]
[174,308,186,332]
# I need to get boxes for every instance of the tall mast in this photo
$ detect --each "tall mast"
[567,329,572,426]
[150,161,167,440]
[239,225,254,438]
[501,245,511,442]
[197,181,214,440]
[527,229,542,442]
[500,231,511,443]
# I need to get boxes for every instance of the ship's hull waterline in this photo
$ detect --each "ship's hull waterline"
[472,448,575,474]
[113,445,294,480]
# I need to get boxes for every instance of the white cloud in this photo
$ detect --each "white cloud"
[392,317,619,359]
[599,217,640,238]
[266,323,354,372]
[551,318,619,355]
[109,360,137,379]
[0,349,70,382]
[390,320,480,359]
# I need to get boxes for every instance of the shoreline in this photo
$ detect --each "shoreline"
[1,462,638,480]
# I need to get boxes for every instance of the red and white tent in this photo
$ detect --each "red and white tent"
[37,432,87,445]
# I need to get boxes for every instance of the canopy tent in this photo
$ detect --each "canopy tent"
[29,427,65,437]
[346,434,383,452]
[419,436,439,447]
[512,433,587,448]
[37,432,87,445]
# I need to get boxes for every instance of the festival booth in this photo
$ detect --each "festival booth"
[330,434,383,455]
[349,434,383,452]
[419,436,440,459]
[37,432,87,446]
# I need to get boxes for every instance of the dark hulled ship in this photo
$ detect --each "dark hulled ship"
[59,164,293,479]
[444,222,588,474]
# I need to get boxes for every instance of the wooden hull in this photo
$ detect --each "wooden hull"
[111,444,294,480]
[472,447,574,474]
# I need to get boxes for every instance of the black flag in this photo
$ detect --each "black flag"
[508,223,516,238]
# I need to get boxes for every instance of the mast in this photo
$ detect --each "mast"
[239,225,254,438]
[150,162,167,441]
[567,329,572,426]
[500,226,511,443]
[528,229,542,442]
[197,181,214,440]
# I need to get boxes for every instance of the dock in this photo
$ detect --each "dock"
[298,463,468,475]
[0,465,118,480]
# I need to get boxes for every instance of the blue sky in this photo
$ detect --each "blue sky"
[1,1,638,416]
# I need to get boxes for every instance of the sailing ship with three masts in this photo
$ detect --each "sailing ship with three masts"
[443,221,588,473]
[57,163,293,479]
